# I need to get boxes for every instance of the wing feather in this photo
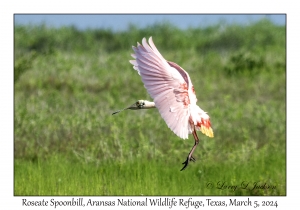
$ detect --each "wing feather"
[130,37,192,139]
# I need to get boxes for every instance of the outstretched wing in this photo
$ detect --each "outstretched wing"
[130,37,192,139]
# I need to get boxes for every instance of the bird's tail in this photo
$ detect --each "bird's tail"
[196,118,214,138]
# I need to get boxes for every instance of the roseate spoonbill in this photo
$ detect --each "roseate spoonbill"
[112,37,214,171]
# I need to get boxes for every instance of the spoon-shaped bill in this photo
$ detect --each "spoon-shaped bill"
[112,109,124,115]
[111,101,141,115]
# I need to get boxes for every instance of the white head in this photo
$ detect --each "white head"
[112,100,156,115]
[127,100,155,110]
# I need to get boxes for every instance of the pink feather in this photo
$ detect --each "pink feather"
[130,37,213,139]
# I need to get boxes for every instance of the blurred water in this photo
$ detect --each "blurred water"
[14,14,285,31]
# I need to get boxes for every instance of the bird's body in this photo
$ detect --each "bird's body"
[113,37,213,170]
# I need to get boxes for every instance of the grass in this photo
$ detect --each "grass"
[14,19,286,195]
[15,150,284,196]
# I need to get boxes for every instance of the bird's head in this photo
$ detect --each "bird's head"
[128,100,147,110]
[112,100,156,115]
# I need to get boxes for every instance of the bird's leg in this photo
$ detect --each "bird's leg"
[180,128,199,171]
[190,156,196,162]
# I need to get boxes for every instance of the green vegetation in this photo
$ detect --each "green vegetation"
[14,19,286,195]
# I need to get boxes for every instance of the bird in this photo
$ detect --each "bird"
[112,37,214,171]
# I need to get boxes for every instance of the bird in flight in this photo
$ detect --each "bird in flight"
[113,37,214,171]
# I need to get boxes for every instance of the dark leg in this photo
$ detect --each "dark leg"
[180,128,199,171]
[190,156,196,162]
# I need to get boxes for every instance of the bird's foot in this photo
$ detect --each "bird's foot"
[180,156,196,171]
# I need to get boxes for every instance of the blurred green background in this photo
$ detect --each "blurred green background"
[14,19,286,195]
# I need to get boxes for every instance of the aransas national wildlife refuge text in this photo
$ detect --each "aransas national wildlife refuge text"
[21,197,279,208]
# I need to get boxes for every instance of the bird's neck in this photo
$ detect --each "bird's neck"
[143,101,156,109]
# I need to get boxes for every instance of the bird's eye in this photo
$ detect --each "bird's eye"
[136,101,144,108]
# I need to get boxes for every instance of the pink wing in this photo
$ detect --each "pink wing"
[130,37,193,139]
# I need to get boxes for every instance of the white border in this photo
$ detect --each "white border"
[2,0,299,209]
